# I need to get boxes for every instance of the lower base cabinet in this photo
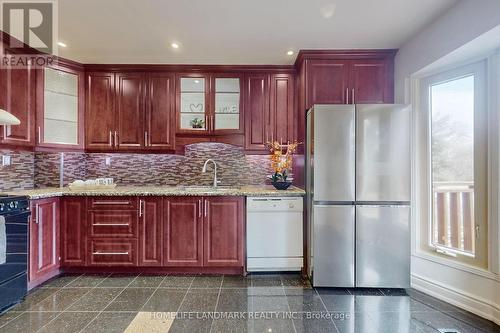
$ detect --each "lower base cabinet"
[204,197,244,267]
[29,197,60,286]
[59,195,244,271]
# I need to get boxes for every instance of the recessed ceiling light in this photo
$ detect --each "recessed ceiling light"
[171,42,179,49]
[57,42,67,48]
[287,50,294,56]
[194,80,200,84]
[321,3,336,18]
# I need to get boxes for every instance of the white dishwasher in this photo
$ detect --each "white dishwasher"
[246,197,303,272]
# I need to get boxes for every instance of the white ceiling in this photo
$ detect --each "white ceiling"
[56,0,458,65]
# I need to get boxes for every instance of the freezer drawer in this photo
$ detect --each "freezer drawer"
[313,105,355,202]
[356,205,410,288]
[356,104,411,202]
[313,205,354,287]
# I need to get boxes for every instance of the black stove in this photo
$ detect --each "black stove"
[0,194,30,313]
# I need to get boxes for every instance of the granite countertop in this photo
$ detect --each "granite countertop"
[5,185,305,200]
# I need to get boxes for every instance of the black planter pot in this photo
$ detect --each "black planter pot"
[271,181,292,190]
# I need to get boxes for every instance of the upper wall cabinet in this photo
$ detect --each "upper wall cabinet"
[176,73,243,135]
[36,65,84,148]
[85,72,175,151]
[300,50,396,110]
[296,50,396,144]
[244,73,296,152]
[0,49,36,147]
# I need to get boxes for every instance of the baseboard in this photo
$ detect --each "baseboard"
[411,273,500,326]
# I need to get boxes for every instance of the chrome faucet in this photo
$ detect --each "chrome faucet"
[202,159,221,187]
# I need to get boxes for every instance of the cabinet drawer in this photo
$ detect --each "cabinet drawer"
[88,239,137,266]
[89,197,137,210]
[88,211,137,237]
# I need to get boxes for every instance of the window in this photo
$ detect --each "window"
[420,61,488,267]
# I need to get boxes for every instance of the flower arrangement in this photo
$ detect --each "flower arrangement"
[265,140,301,189]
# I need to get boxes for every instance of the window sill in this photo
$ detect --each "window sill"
[413,249,499,281]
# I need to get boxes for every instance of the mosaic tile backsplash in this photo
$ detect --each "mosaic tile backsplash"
[0,149,34,191]
[1,143,279,190]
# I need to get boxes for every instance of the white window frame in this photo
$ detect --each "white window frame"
[414,59,490,269]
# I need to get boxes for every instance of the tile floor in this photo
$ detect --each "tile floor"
[0,273,498,333]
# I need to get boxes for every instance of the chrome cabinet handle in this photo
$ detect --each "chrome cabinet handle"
[212,115,215,131]
[93,201,130,205]
[352,88,355,104]
[144,131,148,147]
[198,200,202,218]
[346,88,349,104]
[38,126,41,143]
[114,131,118,147]
[109,131,113,147]
[204,200,208,218]
[93,251,129,255]
[139,199,144,217]
[92,223,130,226]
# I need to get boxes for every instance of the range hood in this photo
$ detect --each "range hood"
[0,109,20,125]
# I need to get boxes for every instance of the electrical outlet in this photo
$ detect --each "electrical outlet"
[2,155,11,166]
[105,157,111,166]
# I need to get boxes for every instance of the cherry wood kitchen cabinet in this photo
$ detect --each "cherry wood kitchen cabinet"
[244,73,270,151]
[0,51,36,147]
[203,197,244,267]
[299,50,396,110]
[29,198,60,285]
[86,72,175,152]
[270,73,295,145]
[61,197,86,266]
[138,197,163,266]
[145,73,175,150]
[87,196,139,266]
[305,59,350,106]
[163,197,203,267]
[85,72,115,150]
[244,73,295,152]
[35,62,85,149]
[350,59,393,104]
[296,50,396,144]
[115,72,144,149]
[176,73,243,135]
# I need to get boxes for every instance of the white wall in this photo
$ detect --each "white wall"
[395,0,500,325]
[395,0,500,103]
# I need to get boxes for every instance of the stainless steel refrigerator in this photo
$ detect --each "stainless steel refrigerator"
[306,104,411,288]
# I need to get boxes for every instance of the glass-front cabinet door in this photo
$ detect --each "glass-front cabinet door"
[179,75,209,132]
[213,76,242,131]
[37,66,83,147]
[177,73,242,134]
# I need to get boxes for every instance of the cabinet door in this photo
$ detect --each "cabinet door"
[86,72,115,150]
[36,65,84,149]
[164,197,203,266]
[270,73,295,144]
[350,59,393,104]
[29,198,60,282]
[305,59,349,108]
[244,74,270,150]
[116,73,144,149]
[0,55,35,147]
[145,73,175,150]
[203,197,243,267]
[212,74,243,134]
[61,197,86,266]
[138,197,163,266]
[177,74,210,134]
